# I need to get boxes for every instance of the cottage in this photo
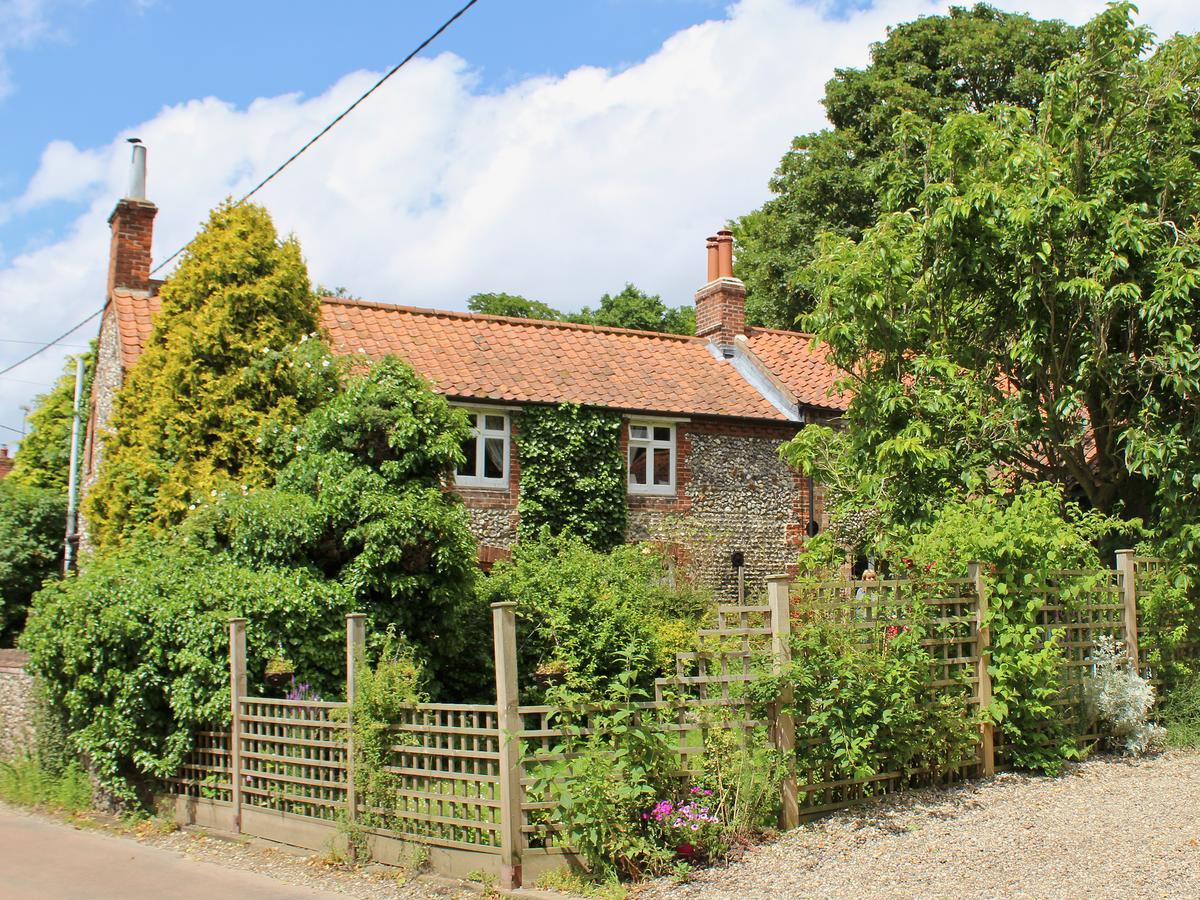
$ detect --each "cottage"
[84,151,849,593]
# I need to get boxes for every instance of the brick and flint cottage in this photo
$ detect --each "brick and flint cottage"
[84,148,849,594]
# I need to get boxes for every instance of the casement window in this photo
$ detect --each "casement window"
[627,421,675,495]
[455,409,510,488]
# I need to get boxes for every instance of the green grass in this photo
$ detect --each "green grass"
[1159,674,1200,749]
[0,757,93,813]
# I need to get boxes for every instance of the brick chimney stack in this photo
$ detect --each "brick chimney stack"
[107,140,156,297]
[694,228,747,348]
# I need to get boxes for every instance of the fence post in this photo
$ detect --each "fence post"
[766,574,798,830]
[968,564,995,777]
[228,617,247,832]
[492,602,523,890]
[344,613,367,827]
[1115,550,1140,671]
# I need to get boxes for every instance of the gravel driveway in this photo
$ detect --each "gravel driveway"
[646,750,1200,899]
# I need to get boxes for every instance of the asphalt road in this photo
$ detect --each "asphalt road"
[0,804,344,900]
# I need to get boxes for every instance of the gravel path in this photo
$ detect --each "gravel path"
[645,751,1200,899]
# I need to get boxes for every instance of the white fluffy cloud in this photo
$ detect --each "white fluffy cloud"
[1,0,1197,440]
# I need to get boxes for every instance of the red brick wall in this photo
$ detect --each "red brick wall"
[0,447,12,481]
[107,200,157,295]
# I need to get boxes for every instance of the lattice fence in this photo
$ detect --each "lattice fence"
[374,703,502,851]
[165,726,231,802]
[238,698,348,821]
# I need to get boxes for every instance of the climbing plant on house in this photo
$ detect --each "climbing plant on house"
[85,201,338,547]
[516,404,626,551]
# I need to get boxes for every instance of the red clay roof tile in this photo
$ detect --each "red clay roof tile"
[107,293,850,421]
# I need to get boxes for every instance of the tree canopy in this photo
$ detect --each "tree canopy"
[735,3,1081,328]
[8,349,94,493]
[0,482,64,645]
[467,291,563,320]
[85,202,335,547]
[787,5,1200,556]
[569,283,695,334]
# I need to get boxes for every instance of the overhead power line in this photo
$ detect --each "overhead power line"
[0,308,103,378]
[150,0,482,276]
[0,0,482,377]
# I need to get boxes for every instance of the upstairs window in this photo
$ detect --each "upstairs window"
[628,421,675,495]
[456,409,509,488]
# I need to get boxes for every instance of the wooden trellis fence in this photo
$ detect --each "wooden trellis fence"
[165,551,1192,889]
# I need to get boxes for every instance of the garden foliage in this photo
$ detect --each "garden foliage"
[516,405,627,551]
[1082,635,1165,756]
[480,533,709,697]
[85,202,335,546]
[0,482,64,645]
[22,540,351,802]
[182,357,488,699]
[902,483,1130,773]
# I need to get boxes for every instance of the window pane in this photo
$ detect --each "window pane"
[629,446,647,484]
[630,425,649,440]
[653,447,671,485]
[466,412,478,428]
[653,426,671,442]
[484,415,506,432]
[458,438,477,477]
[484,437,505,479]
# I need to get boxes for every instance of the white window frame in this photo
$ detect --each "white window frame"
[454,406,510,489]
[627,420,676,496]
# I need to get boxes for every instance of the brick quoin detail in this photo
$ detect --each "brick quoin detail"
[107,200,158,295]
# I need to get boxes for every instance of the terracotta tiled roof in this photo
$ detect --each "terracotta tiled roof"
[320,299,790,420]
[109,290,160,369]
[108,293,851,420]
[745,328,851,413]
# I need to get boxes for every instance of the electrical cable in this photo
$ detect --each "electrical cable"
[149,0,481,276]
[0,0,483,376]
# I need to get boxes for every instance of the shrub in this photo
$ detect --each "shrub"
[1082,635,1165,756]
[480,533,710,697]
[531,656,682,881]
[901,482,1131,773]
[85,202,335,546]
[1159,672,1200,749]
[760,610,977,789]
[21,540,352,803]
[0,482,65,645]
[182,357,489,699]
[8,349,94,493]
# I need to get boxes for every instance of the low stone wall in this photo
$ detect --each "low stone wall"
[0,649,35,759]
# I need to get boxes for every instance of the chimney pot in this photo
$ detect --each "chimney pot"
[706,236,719,283]
[716,229,734,279]
[127,140,147,201]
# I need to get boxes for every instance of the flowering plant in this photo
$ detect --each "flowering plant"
[645,787,723,858]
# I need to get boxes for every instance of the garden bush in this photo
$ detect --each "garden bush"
[1082,635,1165,756]
[182,357,490,699]
[901,482,1131,774]
[479,532,711,697]
[22,540,352,803]
[1159,672,1200,749]
[0,482,65,645]
[756,608,978,789]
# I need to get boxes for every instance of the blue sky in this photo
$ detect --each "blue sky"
[0,0,1197,443]
[0,0,738,257]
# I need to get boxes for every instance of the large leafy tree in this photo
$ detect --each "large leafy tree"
[85,202,336,546]
[570,283,695,334]
[467,291,562,320]
[8,349,95,493]
[736,3,1080,328]
[791,6,1200,547]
